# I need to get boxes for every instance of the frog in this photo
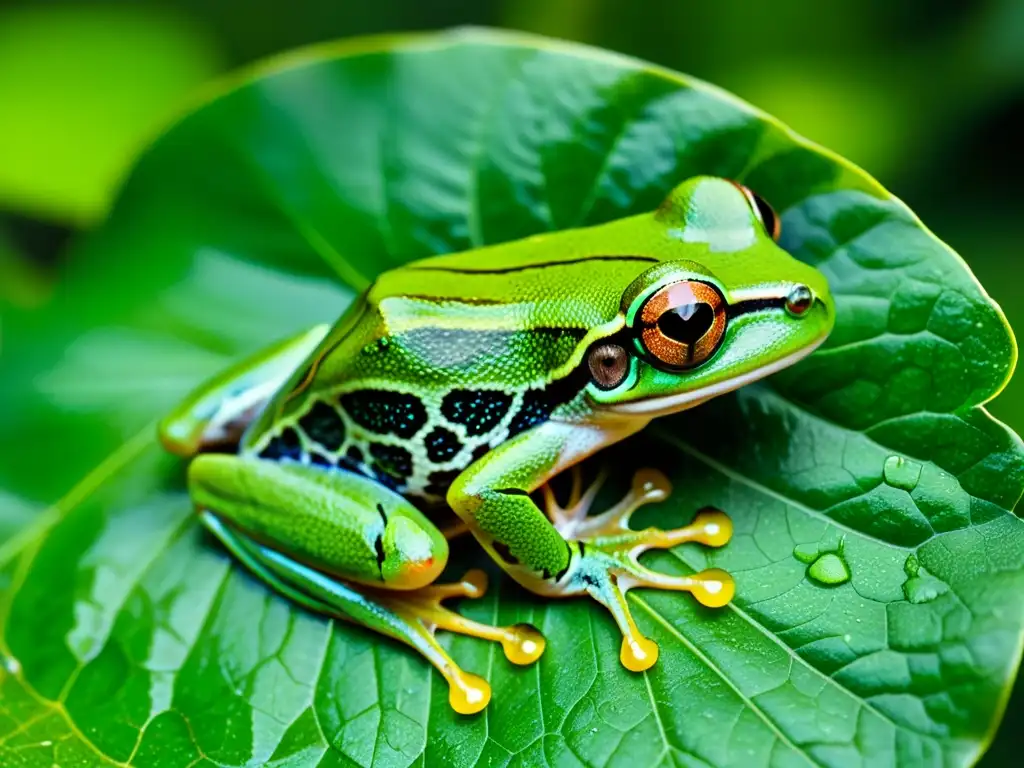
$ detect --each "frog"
[160,176,834,714]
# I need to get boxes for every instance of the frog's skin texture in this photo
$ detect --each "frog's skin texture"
[161,177,834,713]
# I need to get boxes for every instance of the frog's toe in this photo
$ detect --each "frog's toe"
[553,468,735,673]
[379,569,546,668]
[446,669,491,714]
[565,547,735,672]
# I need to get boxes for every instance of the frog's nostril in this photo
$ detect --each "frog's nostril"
[785,285,814,317]
[657,302,716,344]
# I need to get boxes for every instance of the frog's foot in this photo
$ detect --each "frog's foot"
[545,469,734,672]
[200,512,542,715]
[373,570,545,712]
[540,464,608,533]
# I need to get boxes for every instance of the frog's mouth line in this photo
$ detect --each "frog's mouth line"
[603,338,826,418]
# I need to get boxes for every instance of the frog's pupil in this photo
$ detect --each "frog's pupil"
[658,303,715,345]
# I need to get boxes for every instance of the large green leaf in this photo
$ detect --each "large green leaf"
[1,29,1021,767]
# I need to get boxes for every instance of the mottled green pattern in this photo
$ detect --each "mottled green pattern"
[0,29,1020,767]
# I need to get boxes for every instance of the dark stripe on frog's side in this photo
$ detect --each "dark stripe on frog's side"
[404,254,658,275]
[726,296,788,317]
[506,363,591,439]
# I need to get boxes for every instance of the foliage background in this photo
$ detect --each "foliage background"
[0,0,1021,764]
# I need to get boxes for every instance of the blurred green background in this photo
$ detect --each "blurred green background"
[0,0,1021,761]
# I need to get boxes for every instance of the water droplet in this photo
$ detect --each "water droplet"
[793,543,819,564]
[2,656,20,675]
[883,455,922,492]
[903,566,949,604]
[807,552,850,586]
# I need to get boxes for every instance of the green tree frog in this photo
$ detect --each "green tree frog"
[161,176,834,714]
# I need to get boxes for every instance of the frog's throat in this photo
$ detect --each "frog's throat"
[604,339,825,418]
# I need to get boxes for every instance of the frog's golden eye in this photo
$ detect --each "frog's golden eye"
[636,280,727,369]
[731,182,781,241]
[588,343,630,390]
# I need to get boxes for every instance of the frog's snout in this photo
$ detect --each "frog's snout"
[380,514,448,589]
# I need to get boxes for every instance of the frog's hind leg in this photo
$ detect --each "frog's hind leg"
[543,468,734,672]
[191,454,544,714]
[160,324,329,456]
[200,513,540,714]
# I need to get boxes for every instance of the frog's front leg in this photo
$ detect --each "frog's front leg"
[189,454,543,714]
[448,422,733,672]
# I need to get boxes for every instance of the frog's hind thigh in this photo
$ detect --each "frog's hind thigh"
[160,324,329,456]
[190,454,543,713]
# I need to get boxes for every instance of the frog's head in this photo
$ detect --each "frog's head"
[585,176,834,417]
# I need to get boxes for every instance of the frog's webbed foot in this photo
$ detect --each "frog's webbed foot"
[542,468,734,672]
[200,513,543,714]
[373,571,545,712]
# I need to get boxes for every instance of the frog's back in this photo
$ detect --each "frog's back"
[242,219,664,502]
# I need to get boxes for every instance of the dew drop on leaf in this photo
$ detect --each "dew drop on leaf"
[807,552,851,585]
[883,455,922,491]
[903,566,950,604]
[792,543,819,564]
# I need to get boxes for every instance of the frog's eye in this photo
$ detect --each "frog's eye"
[636,280,727,369]
[731,182,781,241]
[588,343,630,390]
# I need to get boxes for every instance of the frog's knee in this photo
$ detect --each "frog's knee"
[159,410,206,457]
[380,513,448,590]
[187,453,244,512]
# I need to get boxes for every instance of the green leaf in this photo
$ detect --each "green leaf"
[1,28,1021,767]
